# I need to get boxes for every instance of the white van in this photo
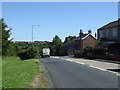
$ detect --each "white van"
[41,48,50,57]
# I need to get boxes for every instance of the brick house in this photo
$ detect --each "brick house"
[97,19,120,55]
[59,30,96,56]
[97,19,120,46]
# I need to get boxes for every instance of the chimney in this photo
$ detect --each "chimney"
[88,30,92,34]
[79,29,83,39]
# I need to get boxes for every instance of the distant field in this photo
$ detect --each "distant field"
[2,57,45,88]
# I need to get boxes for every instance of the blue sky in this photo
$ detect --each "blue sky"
[2,2,118,42]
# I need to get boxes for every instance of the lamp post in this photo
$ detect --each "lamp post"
[32,25,40,42]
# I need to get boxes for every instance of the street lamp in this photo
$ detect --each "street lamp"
[32,25,40,42]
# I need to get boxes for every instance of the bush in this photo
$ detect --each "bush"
[84,46,93,58]
[67,49,74,55]
[84,46,92,53]
[18,46,38,60]
[92,47,106,55]
[74,51,84,58]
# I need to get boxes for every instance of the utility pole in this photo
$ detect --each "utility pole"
[32,25,40,42]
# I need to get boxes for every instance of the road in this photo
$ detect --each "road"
[40,57,119,88]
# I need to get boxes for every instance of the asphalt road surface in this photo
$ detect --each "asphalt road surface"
[40,57,119,88]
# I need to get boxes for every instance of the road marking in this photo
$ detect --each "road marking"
[61,58,85,65]
[57,57,120,76]
[51,56,59,59]
[64,58,85,65]
[116,73,120,76]
[75,61,85,65]
[89,65,106,71]
[66,59,73,62]
[107,70,120,76]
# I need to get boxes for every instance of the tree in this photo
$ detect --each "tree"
[51,35,63,55]
[64,36,76,43]
[52,35,63,46]
[1,19,12,56]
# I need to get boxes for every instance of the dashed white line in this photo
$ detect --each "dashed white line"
[52,57,120,76]
[116,73,120,76]
[66,59,73,62]
[75,61,85,65]
[107,70,120,76]
[51,56,59,59]
[89,65,106,71]
[64,59,85,65]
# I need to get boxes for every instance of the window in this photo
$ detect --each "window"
[99,30,103,38]
[106,29,109,37]
[111,27,117,40]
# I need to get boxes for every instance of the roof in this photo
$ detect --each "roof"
[98,19,120,30]
[61,33,96,47]
[81,34,88,38]
[82,33,90,40]
[82,34,96,40]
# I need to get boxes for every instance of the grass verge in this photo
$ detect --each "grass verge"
[0,56,2,89]
[2,57,45,88]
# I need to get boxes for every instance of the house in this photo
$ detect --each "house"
[97,19,120,46]
[97,19,120,55]
[59,30,96,56]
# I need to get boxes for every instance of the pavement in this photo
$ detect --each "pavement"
[40,56,119,88]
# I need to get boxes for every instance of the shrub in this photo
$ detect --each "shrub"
[84,46,92,53]
[84,46,93,58]
[74,51,84,58]
[67,49,74,55]
[18,46,38,60]
[92,47,106,55]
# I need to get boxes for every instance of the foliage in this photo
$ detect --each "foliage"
[49,45,56,56]
[84,46,93,53]
[64,36,76,43]
[52,35,63,46]
[96,40,101,46]
[7,43,17,56]
[2,57,41,88]
[1,18,63,57]
[67,49,74,53]
[92,47,106,55]
[51,35,63,55]
[1,19,12,56]
[107,43,120,54]
[18,46,38,60]
[67,49,74,55]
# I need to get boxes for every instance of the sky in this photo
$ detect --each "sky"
[2,2,118,42]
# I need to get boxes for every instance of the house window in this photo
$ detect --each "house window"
[112,27,117,38]
[99,30,103,38]
[106,29,109,37]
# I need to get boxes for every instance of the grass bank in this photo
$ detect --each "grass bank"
[0,56,2,89]
[2,57,46,88]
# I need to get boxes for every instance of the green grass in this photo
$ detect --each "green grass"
[0,56,2,89]
[2,57,41,88]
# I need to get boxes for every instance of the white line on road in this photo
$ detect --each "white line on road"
[51,57,120,76]
[107,70,120,76]
[116,73,120,76]
[89,65,106,71]
[66,59,74,62]
[59,57,63,59]
[51,56,59,59]
[75,61,85,65]
[64,58,85,65]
